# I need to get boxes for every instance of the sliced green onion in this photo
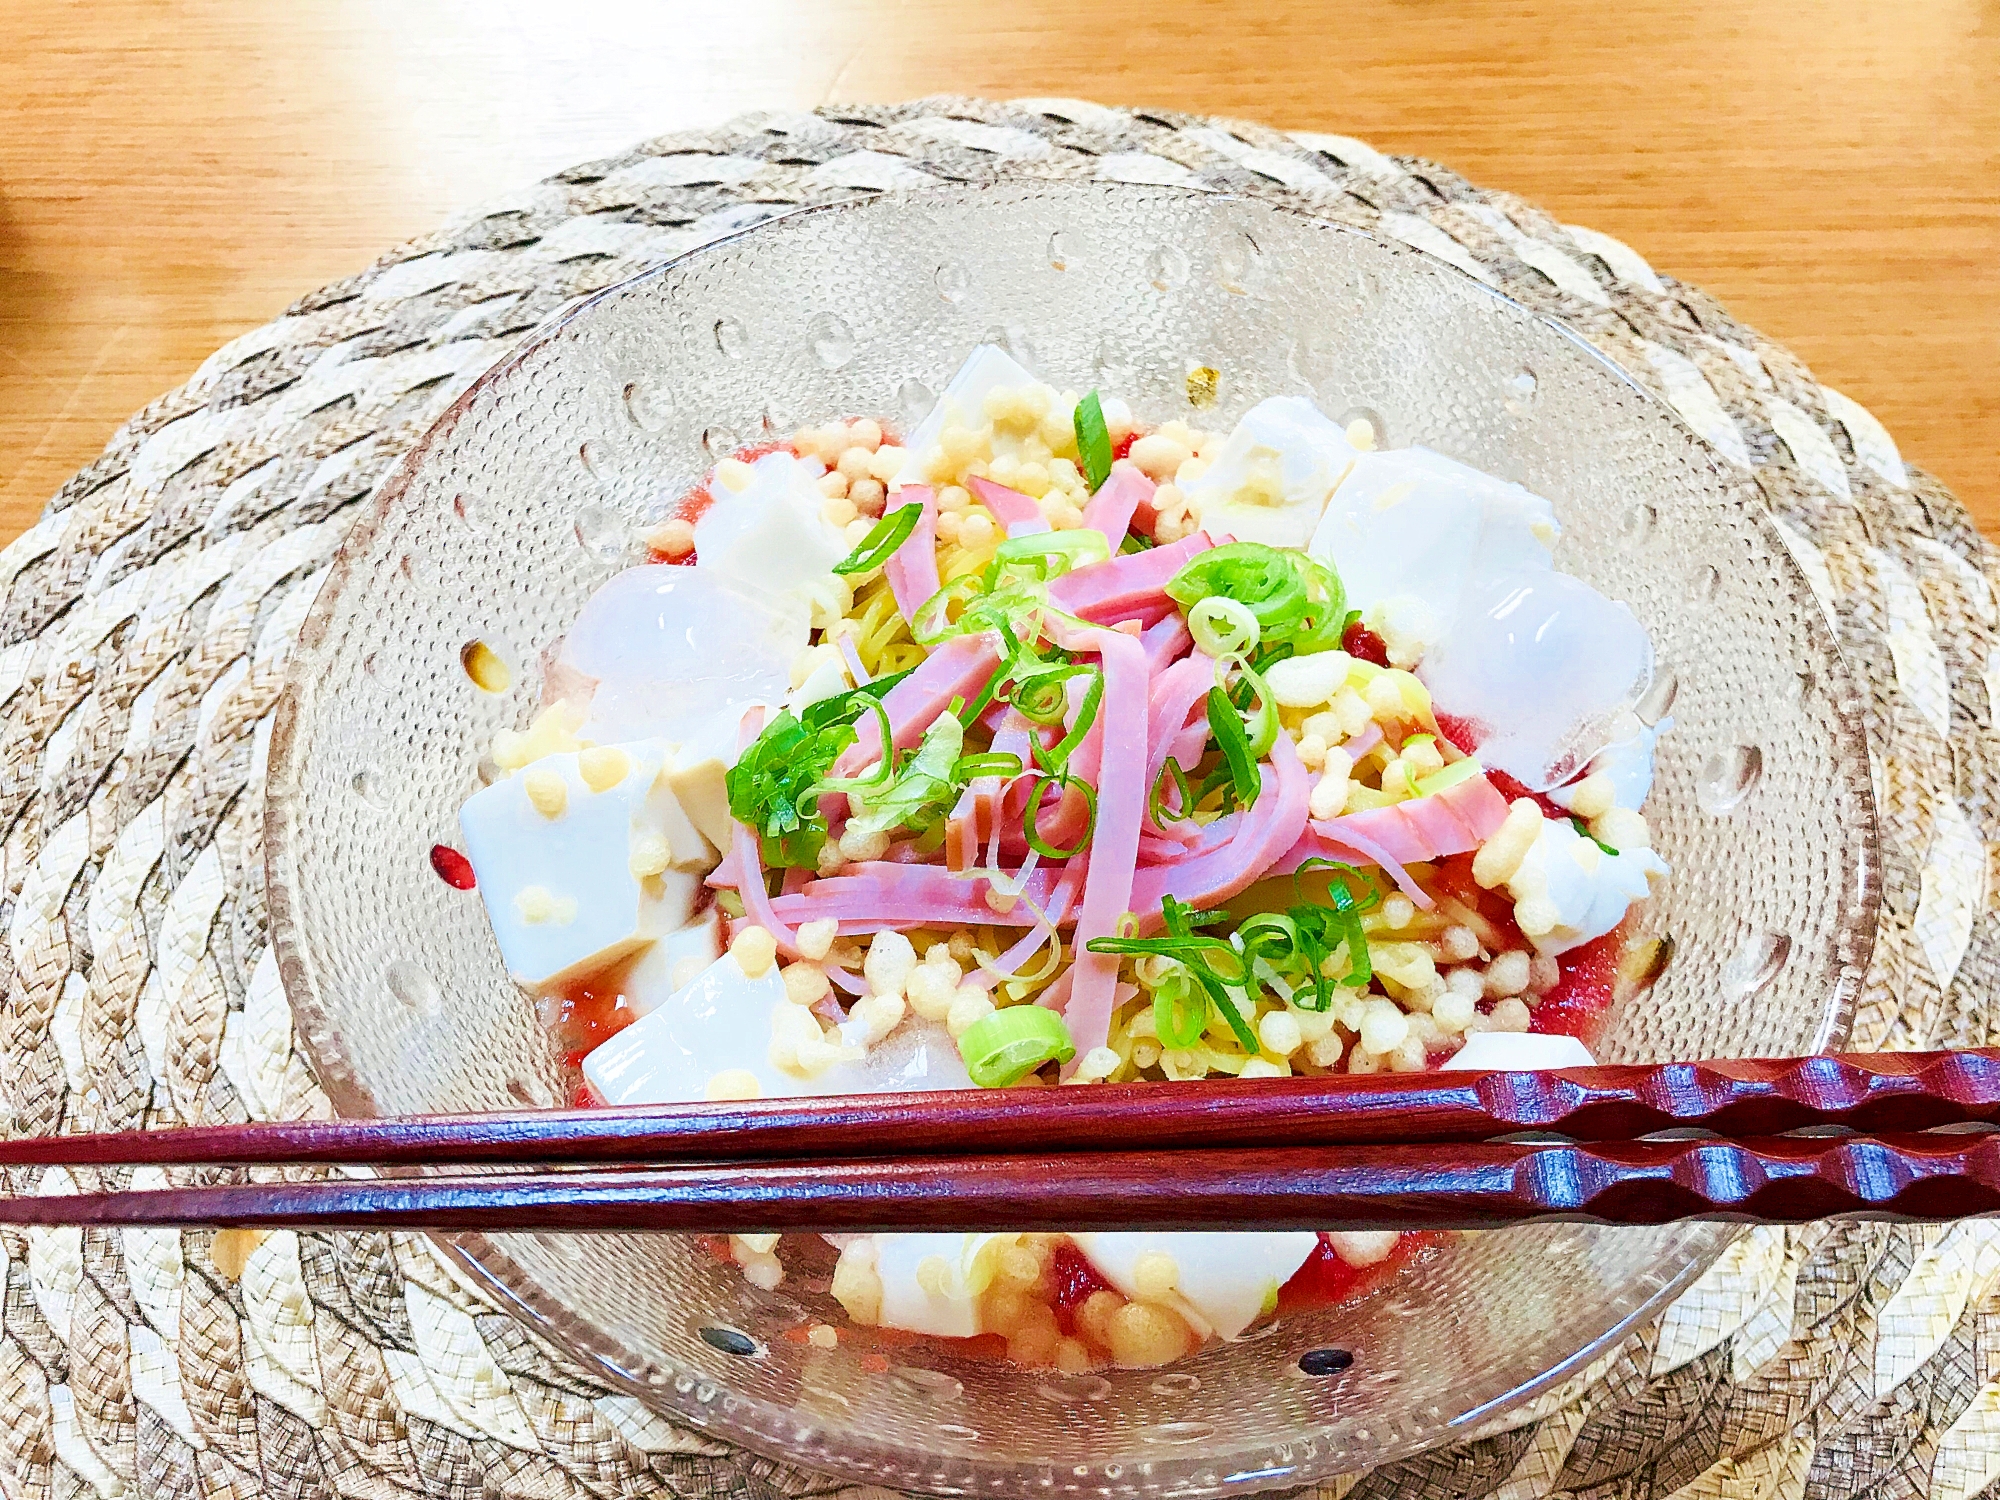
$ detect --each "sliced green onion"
[808,698,897,794]
[1189,596,1260,658]
[1028,665,1104,776]
[1168,542,1308,629]
[1167,541,1349,651]
[959,1005,1077,1088]
[1022,774,1097,860]
[909,574,985,644]
[1413,756,1483,797]
[1152,968,1209,1048]
[954,752,1023,781]
[1229,657,1280,759]
[713,889,746,919]
[833,502,923,574]
[1073,391,1113,492]
[1148,757,1194,827]
[1207,984,1262,1053]
[1570,815,1619,857]
[1008,657,1093,733]
[1206,685,1262,803]
[993,528,1110,579]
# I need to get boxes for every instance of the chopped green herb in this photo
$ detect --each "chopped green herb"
[1206,685,1262,804]
[833,502,923,574]
[1570,816,1619,857]
[1073,390,1113,491]
[845,711,967,845]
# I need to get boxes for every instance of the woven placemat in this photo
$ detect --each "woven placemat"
[0,96,1994,1500]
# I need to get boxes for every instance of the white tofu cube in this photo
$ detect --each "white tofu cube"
[1443,1031,1596,1071]
[1183,397,1360,548]
[663,752,734,853]
[1071,1231,1319,1340]
[694,451,851,600]
[867,1233,1019,1338]
[584,946,973,1106]
[583,952,793,1104]
[894,343,1039,490]
[621,910,724,1017]
[459,741,706,987]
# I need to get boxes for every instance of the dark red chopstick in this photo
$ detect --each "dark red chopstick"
[0,1047,1991,1169]
[2,1132,1996,1231]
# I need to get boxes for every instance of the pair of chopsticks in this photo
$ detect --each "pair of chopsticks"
[1,1047,1996,1232]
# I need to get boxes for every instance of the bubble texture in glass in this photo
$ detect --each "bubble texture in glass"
[267,183,1877,1497]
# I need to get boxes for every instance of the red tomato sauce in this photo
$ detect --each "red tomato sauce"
[1277,1230,1440,1316]
[428,844,476,890]
[1341,620,1390,666]
[545,953,641,1071]
[1530,928,1620,1045]
[1049,1243,1114,1335]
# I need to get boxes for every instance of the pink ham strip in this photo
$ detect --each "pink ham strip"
[1046,532,1212,624]
[1343,722,1385,761]
[1313,772,1509,865]
[1276,824,1432,909]
[726,708,799,956]
[825,966,870,996]
[1145,652,1215,833]
[1028,674,1109,853]
[1126,734,1311,918]
[1045,628,1149,1066]
[974,861,1087,986]
[1137,809,1243,868]
[1140,612,1193,675]
[768,862,1070,931]
[801,863,1065,907]
[1262,774,1511,909]
[968,476,1050,537]
[837,633,871,686]
[884,485,939,622]
[832,631,1001,780]
[1078,463,1154,548]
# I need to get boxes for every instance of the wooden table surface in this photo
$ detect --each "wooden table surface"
[3,0,1996,545]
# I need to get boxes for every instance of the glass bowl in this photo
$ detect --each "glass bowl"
[266,181,1878,1496]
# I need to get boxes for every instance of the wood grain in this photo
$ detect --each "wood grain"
[2,0,1996,545]
[4,1135,1999,1232]
[2,1049,1997,1168]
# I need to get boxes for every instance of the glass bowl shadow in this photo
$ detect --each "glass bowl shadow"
[266,181,1878,1497]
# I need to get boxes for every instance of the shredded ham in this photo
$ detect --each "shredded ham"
[1126,734,1311,919]
[968,476,1050,537]
[884,485,940,621]
[768,861,1071,931]
[1314,772,1509,865]
[1046,531,1213,624]
[1051,627,1157,1065]
[832,631,1002,780]
[1145,651,1215,835]
[1270,825,1432,908]
[727,708,799,955]
[976,861,1086,986]
[1079,463,1154,548]
[1140,612,1193,675]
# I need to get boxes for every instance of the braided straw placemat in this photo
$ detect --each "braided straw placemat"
[0,96,1994,1500]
